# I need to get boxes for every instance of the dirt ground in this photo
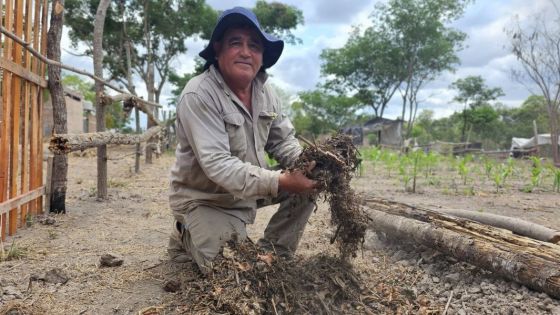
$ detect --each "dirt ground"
[0,145,559,314]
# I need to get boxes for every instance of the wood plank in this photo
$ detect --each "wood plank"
[32,0,40,74]
[0,186,44,214]
[28,0,41,215]
[44,156,53,213]
[0,58,47,87]
[1,0,14,241]
[20,0,32,224]
[20,82,30,225]
[37,0,47,214]
[0,0,3,59]
[9,0,25,236]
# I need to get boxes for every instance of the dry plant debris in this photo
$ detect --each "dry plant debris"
[293,134,369,258]
[168,240,365,314]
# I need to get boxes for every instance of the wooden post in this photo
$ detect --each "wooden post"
[47,0,68,213]
[8,0,25,236]
[135,108,140,173]
[0,0,14,241]
[533,120,540,156]
[44,156,53,213]
[20,0,34,226]
[93,0,111,200]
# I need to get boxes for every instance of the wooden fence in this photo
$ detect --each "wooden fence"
[0,0,48,241]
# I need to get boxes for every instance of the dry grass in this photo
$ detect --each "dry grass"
[0,241,26,262]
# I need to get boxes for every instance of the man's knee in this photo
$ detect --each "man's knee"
[182,207,247,272]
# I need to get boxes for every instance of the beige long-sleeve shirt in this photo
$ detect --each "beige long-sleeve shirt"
[169,65,301,224]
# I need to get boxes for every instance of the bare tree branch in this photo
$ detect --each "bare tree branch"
[0,25,162,110]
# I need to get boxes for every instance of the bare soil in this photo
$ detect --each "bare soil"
[0,145,559,314]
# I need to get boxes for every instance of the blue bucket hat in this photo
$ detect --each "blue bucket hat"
[199,7,284,70]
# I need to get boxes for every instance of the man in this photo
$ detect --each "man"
[168,7,316,273]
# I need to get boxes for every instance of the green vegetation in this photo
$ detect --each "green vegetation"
[0,241,26,262]
[360,147,559,195]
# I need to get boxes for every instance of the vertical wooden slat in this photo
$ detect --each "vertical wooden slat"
[1,0,15,241]
[37,0,48,214]
[8,0,25,236]
[20,0,34,226]
[0,0,3,59]
[28,0,41,215]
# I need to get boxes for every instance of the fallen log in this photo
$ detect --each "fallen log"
[48,126,163,154]
[364,197,560,299]
[437,208,560,244]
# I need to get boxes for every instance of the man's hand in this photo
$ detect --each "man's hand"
[278,161,317,194]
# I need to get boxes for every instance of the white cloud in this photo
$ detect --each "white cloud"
[59,0,556,122]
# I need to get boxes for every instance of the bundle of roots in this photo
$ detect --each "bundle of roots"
[293,134,369,258]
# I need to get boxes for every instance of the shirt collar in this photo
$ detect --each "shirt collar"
[209,64,268,93]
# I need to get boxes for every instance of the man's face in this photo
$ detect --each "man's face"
[214,27,264,86]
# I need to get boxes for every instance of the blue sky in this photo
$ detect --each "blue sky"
[61,0,556,124]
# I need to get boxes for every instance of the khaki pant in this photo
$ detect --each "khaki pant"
[169,192,315,273]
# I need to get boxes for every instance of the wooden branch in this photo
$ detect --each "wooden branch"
[438,208,560,243]
[112,94,162,126]
[48,126,163,154]
[364,197,560,299]
[0,25,162,109]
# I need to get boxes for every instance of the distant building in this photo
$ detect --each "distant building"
[363,117,403,147]
[43,87,96,137]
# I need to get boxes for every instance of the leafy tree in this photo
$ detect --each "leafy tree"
[320,0,470,135]
[62,74,130,130]
[252,0,304,45]
[320,26,402,118]
[450,75,504,141]
[65,0,217,104]
[410,95,550,149]
[383,0,470,137]
[291,90,359,137]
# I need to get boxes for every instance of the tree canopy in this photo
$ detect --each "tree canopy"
[66,0,216,104]
[320,0,469,128]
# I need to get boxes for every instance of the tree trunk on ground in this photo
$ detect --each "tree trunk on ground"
[47,0,67,214]
[437,208,560,243]
[364,197,560,299]
[93,0,111,200]
[48,127,163,154]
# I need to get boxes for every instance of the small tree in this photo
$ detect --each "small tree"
[450,75,504,142]
[507,3,560,165]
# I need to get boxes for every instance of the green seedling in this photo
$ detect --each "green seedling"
[0,241,26,262]
[552,167,560,193]
[482,157,494,180]
[530,156,543,186]
[492,159,514,193]
[457,154,472,185]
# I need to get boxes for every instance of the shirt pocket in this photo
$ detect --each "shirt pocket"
[257,111,277,146]
[223,112,247,159]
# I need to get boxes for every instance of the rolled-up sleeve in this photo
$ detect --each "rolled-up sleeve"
[177,92,281,199]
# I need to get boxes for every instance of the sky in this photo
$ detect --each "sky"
[61,0,558,124]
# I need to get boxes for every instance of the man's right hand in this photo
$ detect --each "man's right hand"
[278,161,317,194]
